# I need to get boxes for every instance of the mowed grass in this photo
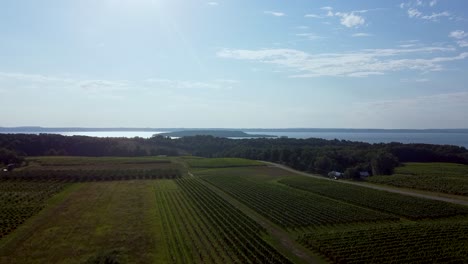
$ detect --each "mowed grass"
[0,181,162,264]
[368,162,468,196]
[186,157,265,168]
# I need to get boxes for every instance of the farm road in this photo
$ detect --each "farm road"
[262,161,468,207]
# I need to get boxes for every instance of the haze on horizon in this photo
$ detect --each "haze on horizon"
[1,0,468,129]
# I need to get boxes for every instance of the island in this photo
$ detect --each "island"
[157,130,277,138]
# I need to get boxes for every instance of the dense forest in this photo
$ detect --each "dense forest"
[1,133,467,177]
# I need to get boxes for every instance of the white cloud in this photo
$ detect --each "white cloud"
[78,80,128,93]
[336,12,365,28]
[304,14,322,18]
[429,0,438,7]
[408,8,422,18]
[399,44,418,48]
[449,30,468,39]
[217,46,467,78]
[421,11,450,21]
[0,72,73,83]
[296,33,322,40]
[264,11,285,17]
[207,2,218,6]
[401,78,430,82]
[297,26,309,29]
[352,33,372,37]
[145,78,233,90]
[320,6,334,17]
[457,40,468,48]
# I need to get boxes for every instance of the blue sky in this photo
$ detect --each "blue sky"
[1,0,468,128]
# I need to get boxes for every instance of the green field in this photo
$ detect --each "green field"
[1,157,468,263]
[367,162,468,196]
[186,157,265,168]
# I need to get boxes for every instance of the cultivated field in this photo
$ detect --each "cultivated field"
[1,156,467,263]
[368,162,468,196]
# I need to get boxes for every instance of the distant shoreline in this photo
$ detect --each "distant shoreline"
[1,127,468,134]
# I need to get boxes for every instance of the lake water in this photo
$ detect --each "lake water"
[247,132,468,148]
[2,131,468,148]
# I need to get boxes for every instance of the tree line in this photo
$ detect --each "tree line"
[1,133,467,176]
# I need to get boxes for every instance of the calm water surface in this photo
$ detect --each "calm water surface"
[248,131,468,148]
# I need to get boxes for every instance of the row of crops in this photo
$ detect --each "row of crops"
[298,221,468,263]
[279,176,468,219]
[155,179,292,263]
[366,162,468,196]
[202,175,397,228]
[368,174,468,196]
[2,168,181,182]
[0,181,67,239]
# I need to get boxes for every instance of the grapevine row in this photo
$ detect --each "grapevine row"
[298,221,468,263]
[279,176,468,219]
[0,181,67,239]
[2,168,181,182]
[202,175,397,228]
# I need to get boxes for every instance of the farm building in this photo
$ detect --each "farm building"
[328,171,343,180]
[359,171,370,178]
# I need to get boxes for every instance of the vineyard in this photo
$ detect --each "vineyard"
[368,162,468,196]
[4,168,181,182]
[202,174,397,228]
[28,156,173,166]
[1,156,468,263]
[298,221,468,263]
[155,178,293,263]
[280,176,468,219]
[0,181,67,239]
[186,157,265,168]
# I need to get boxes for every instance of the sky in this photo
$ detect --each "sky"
[1,0,468,129]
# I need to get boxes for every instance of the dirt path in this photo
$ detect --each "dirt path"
[262,161,468,206]
[198,178,325,264]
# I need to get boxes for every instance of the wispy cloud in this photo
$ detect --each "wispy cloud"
[449,30,468,39]
[408,8,422,18]
[401,78,430,82]
[78,80,129,93]
[304,14,323,18]
[145,78,234,90]
[352,33,373,37]
[217,46,467,78]
[449,30,468,48]
[295,33,322,40]
[457,40,468,48]
[320,7,369,28]
[207,2,218,6]
[403,1,452,21]
[421,11,451,21]
[264,11,285,17]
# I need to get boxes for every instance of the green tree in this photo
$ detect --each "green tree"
[371,152,399,175]
[314,156,333,172]
[0,148,23,165]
